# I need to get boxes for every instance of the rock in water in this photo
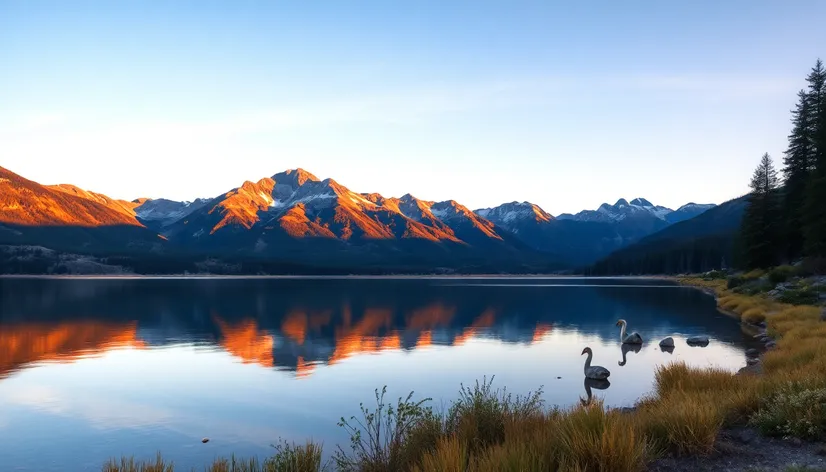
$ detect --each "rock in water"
[745,348,760,358]
[746,357,760,366]
[686,336,710,346]
[658,337,675,348]
[202,438,209,443]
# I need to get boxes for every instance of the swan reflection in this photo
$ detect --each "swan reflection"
[580,377,611,406]
[618,342,642,366]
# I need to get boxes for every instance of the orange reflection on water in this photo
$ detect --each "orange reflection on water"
[295,356,315,379]
[406,303,455,330]
[533,323,553,343]
[281,312,307,345]
[329,308,394,365]
[454,309,496,346]
[213,316,274,367]
[0,320,146,379]
[416,331,433,349]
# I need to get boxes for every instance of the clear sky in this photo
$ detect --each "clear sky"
[1,1,824,215]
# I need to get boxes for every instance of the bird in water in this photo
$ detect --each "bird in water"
[581,347,611,380]
[616,319,643,344]
[580,377,611,406]
[618,342,641,366]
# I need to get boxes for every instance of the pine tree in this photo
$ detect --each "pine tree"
[802,59,826,257]
[781,89,814,260]
[740,153,781,269]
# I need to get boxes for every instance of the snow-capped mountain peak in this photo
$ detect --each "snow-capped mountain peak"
[474,201,553,227]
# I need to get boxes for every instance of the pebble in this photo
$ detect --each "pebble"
[202,438,209,443]
[687,335,710,346]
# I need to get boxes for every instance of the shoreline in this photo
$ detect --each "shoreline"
[0,273,667,280]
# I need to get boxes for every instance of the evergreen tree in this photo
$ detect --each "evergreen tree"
[781,89,814,260]
[740,153,781,269]
[803,59,826,257]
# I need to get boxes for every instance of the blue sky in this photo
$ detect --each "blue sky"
[1,1,824,215]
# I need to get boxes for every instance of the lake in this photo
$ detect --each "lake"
[0,277,757,471]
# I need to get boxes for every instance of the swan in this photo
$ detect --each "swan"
[616,319,643,344]
[581,347,611,380]
[580,377,611,406]
[618,342,641,366]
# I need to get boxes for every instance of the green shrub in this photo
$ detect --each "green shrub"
[749,382,826,440]
[769,265,797,285]
[333,386,437,472]
[727,276,745,289]
[704,270,728,280]
[779,288,820,306]
[445,376,544,452]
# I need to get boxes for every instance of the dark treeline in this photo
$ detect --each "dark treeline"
[0,247,562,276]
[589,58,826,275]
[587,235,733,275]
[740,59,826,271]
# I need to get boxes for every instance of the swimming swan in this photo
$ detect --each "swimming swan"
[616,319,643,344]
[581,347,611,380]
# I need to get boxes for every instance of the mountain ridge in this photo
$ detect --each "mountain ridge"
[0,165,731,271]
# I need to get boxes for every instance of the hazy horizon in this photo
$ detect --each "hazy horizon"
[2,1,825,214]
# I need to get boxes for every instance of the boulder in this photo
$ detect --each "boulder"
[686,336,710,346]
[659,337,675,348]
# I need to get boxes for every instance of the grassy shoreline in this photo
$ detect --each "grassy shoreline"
[102,274,825,471]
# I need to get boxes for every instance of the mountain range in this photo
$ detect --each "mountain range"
[0,165,723,274]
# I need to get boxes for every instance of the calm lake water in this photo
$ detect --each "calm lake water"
[0,277,758,471]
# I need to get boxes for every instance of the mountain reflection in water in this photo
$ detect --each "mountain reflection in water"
[0,277,751,381]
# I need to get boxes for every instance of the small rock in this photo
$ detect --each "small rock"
[759,335,771,343]
[747,357,760,366]
[659,337,675,348]
[821,308,826,322]
[746,348,760,358]
[766,341,777,350]
[557,376,562,379]
[789,437,803,447]
[758,321,767,328]
[202,438,210,443]
[687,335,710,346]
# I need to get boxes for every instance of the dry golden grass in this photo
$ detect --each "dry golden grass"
[742,307,767,323]
[743,269,767,280]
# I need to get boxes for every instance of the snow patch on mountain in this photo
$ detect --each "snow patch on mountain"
[134,198,209,223]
